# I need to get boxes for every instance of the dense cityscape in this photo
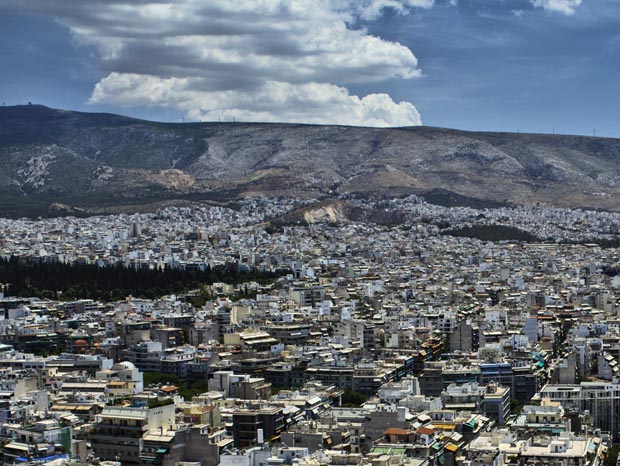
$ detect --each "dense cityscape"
[3,0,619,465]
[1,196,620,466]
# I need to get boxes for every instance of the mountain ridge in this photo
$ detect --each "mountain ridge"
[1,104,619,217]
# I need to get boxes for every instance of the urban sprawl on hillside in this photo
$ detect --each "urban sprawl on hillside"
[1,196,620,466]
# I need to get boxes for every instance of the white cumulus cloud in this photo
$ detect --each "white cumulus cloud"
[91,73,421,127]
[531,0,583,15]
[341,0,434,20]
[16,0,427,127]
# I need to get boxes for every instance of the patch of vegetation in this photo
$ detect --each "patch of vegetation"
[442,224,540,243]
[0,256,284,301]
[604,444,619,466]
[602,265,620,277]
[0,192,54,219]
[143,372,211,401]
[148,398,175,408]
[143,372,182,387]
[341,390,370,407]
[266,217,309,234]
[422,189,510,209]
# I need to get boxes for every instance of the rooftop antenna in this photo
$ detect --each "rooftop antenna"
[593,128,596,137]
[552,128,555,135]
[233,116,236,123]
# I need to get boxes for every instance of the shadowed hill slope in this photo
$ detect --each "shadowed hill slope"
[1,105,619,217]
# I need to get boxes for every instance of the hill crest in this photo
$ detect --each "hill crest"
[1,105,619,217]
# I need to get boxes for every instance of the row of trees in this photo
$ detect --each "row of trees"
[442,224,540,243]
[0,256,283,301]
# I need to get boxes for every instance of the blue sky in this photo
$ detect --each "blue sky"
[1,0,618,136]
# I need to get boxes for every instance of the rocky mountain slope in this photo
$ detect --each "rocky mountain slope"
[1,104,619,217]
